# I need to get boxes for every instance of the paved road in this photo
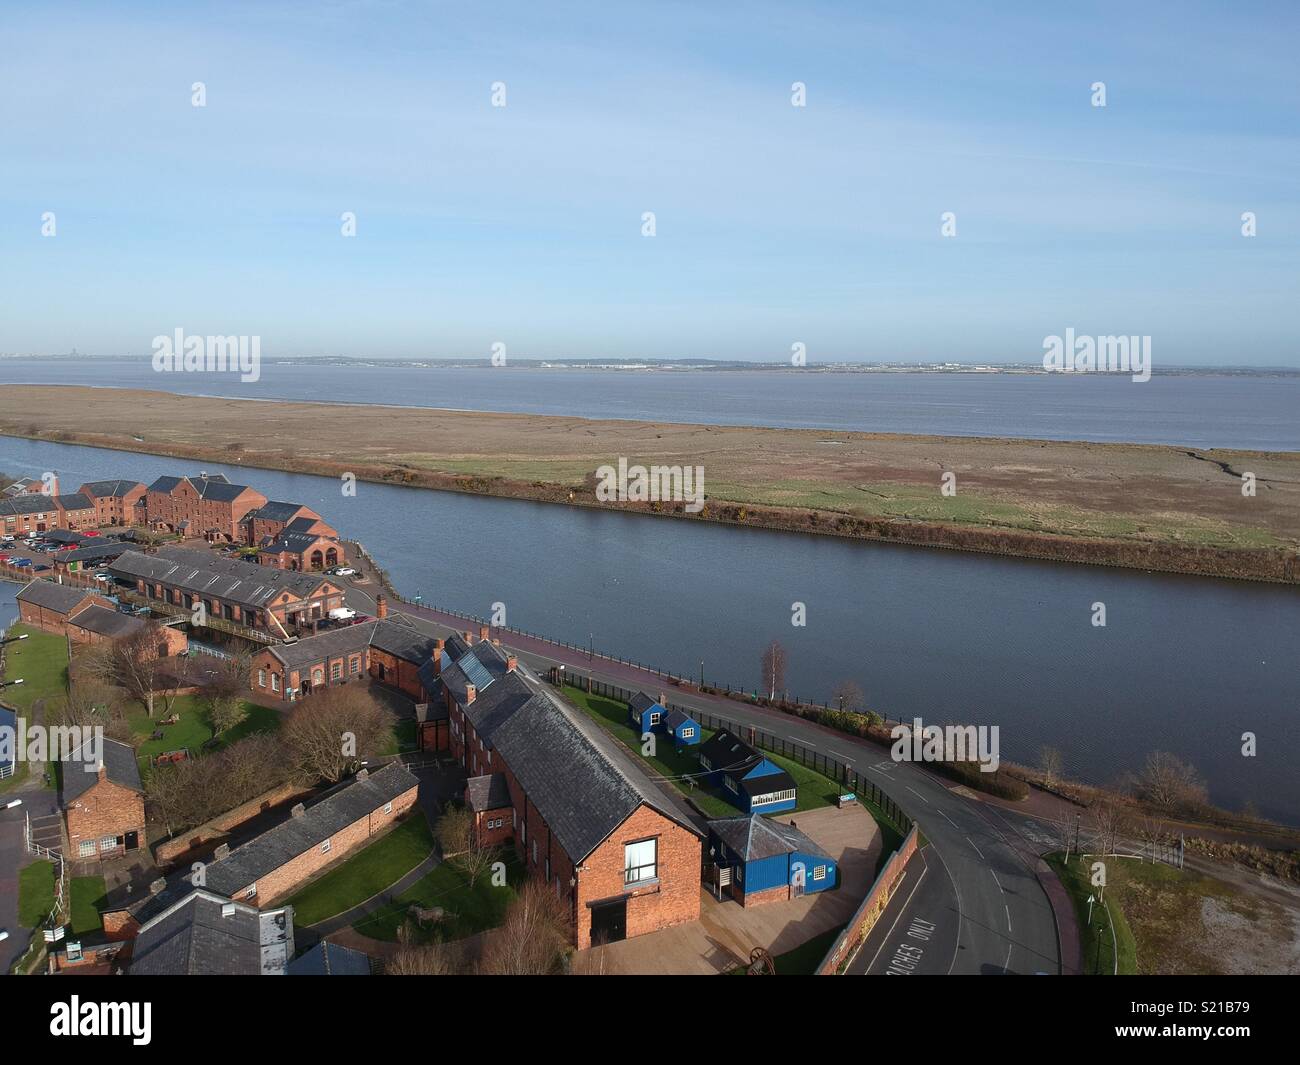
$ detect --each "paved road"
[353,584,1064,976]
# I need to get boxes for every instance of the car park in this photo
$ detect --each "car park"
[331,565,357,577]
[11,558,32,567]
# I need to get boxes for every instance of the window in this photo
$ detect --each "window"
[624,838,657,885]
[724,776,738,794]
[78,840,95,857]
[680,727,695,738]
[312,669,324,686]
[349,655,361,675]
[813,865,827,882]
[321,840,332,854]
[383,802,392,814]
[257,669,266,688]
[330,661,342,681]
[750,788,797,808]
[271,674,281,692]
[99,836,117,851]
[245,885,257,899]
[700,755,712,770]
[649,711,661,725]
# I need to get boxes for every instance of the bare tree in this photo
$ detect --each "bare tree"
[435,806,498,886]
[760,639,787,701]
[282,684,394,783]
[1089,796,1129,858]
[91,622,172,717]
[832,679,865,713]
[204,654,251,738]
[478,879,570,976]
[385,925,463,975]
[1134,815,1169,863]
[1133,751,1207,814]
[1038,746,1064,789]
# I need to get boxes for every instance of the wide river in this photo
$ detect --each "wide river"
[0,436,1296,822]
[2,359,1298,450]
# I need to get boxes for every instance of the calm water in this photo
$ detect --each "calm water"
[1,436,1296,821]
[2,359,1298,450]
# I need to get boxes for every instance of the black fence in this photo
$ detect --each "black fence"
[574,675,913,835]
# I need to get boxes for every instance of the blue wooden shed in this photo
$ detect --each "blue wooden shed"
[697,730,797,813]
[707,815,837,905]
[627,692,701,747]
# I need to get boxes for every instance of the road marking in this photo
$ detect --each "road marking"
[858,854,930,974]
[939,809,959,829]
[1004,943,1013,973]
[828,750,851,762]
[1005,904,1013,932]
[966,836,985,859]
[905,785,929,805]
[991,870,1004,894]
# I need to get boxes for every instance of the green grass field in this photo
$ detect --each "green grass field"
[17,859,56,927]
[128,694,279,773]
[1047,852,1138,975]
[354,849,524,944]
[286,813,434,927]
[1,623,69,791]
[561,684,841,818]
[68,876,107,936]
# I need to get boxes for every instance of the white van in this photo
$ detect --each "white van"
[328,607,357,622]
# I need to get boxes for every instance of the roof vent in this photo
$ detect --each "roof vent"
[213,843,231,860]
[356,768,369,781]
[291,802,306,818]
[149,878,167,895]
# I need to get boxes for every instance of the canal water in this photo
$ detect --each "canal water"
[0,436,1296,822]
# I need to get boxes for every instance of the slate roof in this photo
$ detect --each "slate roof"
[249,500,307,523]
[15,580,95,614]
[708,815,831,862]
[699,730,768,780]
[80,479,144,498]
[61,541,130,564]
[53,493,93,511]
[109,547,333,608]
[285,515,326,533]
[61,737,143,804]
[146,475,184,493]
[129,890,292,976]
[446,641,701,861]
[266,619,436,670]
[735,768,798,797]
[663,707,696,730]
[287,940,371,976]
[3,477,37,495]
[629,691,660,714]
[0,495,57,515]
[67,604,146,640]
[259,530,333,556]
[193,764,418,897]
[466,772,512,812]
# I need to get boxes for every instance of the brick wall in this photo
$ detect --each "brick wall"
[18,592,112,635]
[65,773,146,862]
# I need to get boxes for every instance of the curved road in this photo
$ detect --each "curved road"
[347,578,1064,976]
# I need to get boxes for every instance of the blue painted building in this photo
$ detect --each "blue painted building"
[707,815,837,906]
[697,730,797,814]
[627,692,701,747]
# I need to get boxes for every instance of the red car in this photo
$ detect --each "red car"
[83,530,100,537]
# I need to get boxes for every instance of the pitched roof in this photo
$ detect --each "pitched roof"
[194,764,418,897]
[663,707,696,730]
[465,772,512,812]
[61,541,130,564]
[61,737,143,804]
[629,691,661,714]
[249,500,307,523]
[108,547,333,608]
[0,495,57,515]
[67,604,146,640]
[80,479,144,498]
[447,643,702,861]
[53,493,93,511]
[265,619,436,670]
[129,890,292,976]
[146,475,185,494]
[287,940,371,976]
[258,530,331,555]
[707,815,831,862]
[699,729,767,780]
[15,580,96,614]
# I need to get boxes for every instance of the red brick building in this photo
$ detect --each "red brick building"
[108,546,346,636]
[65,605,189,655]
[78,479,147,527]
[433,634,703,949]
[257,531,342,571]
[61,738,146,862]
[15,581,113,634]
[0,494,62,536]
[144,473,267,542]
[243,501,337,546]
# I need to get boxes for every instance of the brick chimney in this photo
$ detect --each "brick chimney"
[213,843,231,860]
[465,683,477,705]
[463,630,474,645]
[506,655,518,673]
[375,595,387,619]
[291,802,306,818]
[431,638,444,675]
[478,624,489,642]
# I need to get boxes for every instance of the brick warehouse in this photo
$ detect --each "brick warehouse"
[101,763,419,941]
[426,633,703,949]
[60,738,146,861]
[108,545,346,636]
[15,581,113,634]
[78,479,147,526]
[144,472,266,541]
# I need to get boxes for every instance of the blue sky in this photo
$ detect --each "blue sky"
[1,1,1297,365]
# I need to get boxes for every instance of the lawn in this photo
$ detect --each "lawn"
[286,812,434,927]
[128,694,279,773]
[355,849,524,944]
[68,876,106,936]
[1,624,69,791]
[1047,852,1138,975]
[17,859,56,927]
[562,684,842,818]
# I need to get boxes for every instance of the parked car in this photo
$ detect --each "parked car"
[0,556,9,564]
[93,572,112,582]
[33,564,51,572]
[347,614,372,625]
[328,607,357,621]
[83,530,100,537]
[11,558,32,567]
[0,534,13,542]
[331,566,357,577]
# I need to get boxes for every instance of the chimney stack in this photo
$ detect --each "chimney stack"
[375,595,388,619]
[213,843,231,860]
[478,624,489,642]
[149,878,166,895]
[463,630,474,645]
[291,802,306,818]
[356,767,369,781]
[506,655,518,673]
[465,683,477,705]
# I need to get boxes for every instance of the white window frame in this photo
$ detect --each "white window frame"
[383,802,393,814]
[624,838,658,885]
[320,839,332,853]
[813,865,827,882]
[749,788,797,808]
[99,836,117,851]
[680,726,695,738]
[78,840,96,857]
